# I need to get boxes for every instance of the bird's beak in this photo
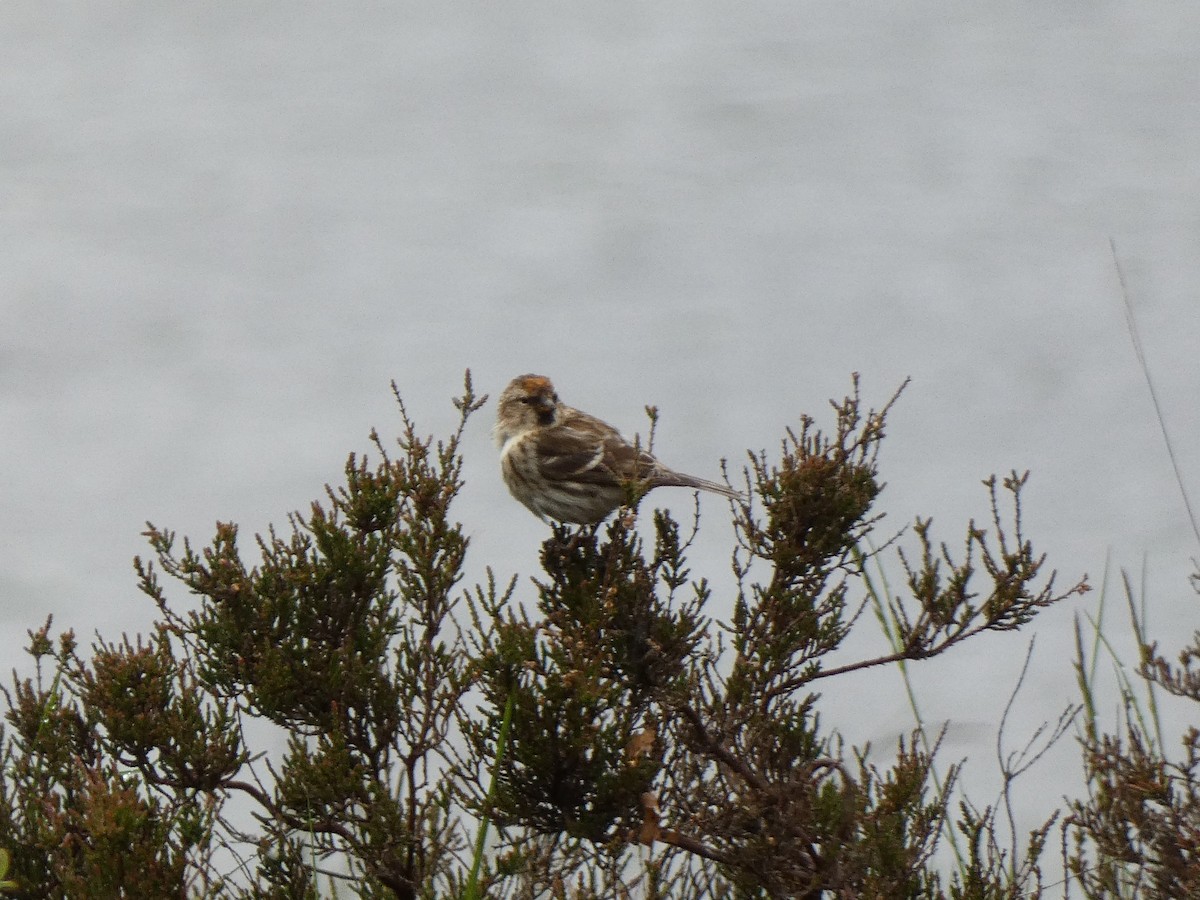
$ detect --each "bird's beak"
[534,394,556,411]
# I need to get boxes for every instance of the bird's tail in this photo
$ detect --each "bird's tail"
[659,471,747,503]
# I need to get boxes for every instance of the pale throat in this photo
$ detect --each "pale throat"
[498,433,519,456]
[497,423,535,455]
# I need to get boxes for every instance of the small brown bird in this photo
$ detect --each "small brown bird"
[494,374,742,524]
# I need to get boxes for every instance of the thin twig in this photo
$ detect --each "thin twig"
[655,829,732,865]
[677,704,770,794]
[1110,237,1200,548]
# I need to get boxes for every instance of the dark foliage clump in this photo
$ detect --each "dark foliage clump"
[0,373,1103,898]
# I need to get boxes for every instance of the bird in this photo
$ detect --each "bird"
[493,374,743,524]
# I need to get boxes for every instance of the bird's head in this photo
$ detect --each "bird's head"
[494,374,561,445]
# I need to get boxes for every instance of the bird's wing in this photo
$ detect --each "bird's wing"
[535,413,656,486]
[597,433,658,481]
[534,427,612,483]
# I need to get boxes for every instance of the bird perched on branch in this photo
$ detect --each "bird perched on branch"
[494,374,743,524]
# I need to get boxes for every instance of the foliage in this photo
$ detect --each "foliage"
[0,373,1101,898]
[1065,568,1200,898]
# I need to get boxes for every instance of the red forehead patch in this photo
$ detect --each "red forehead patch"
[517,375,553,392]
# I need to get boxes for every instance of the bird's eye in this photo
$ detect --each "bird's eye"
[520,397,535,405]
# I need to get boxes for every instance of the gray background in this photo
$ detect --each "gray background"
[3,2,1198,890]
